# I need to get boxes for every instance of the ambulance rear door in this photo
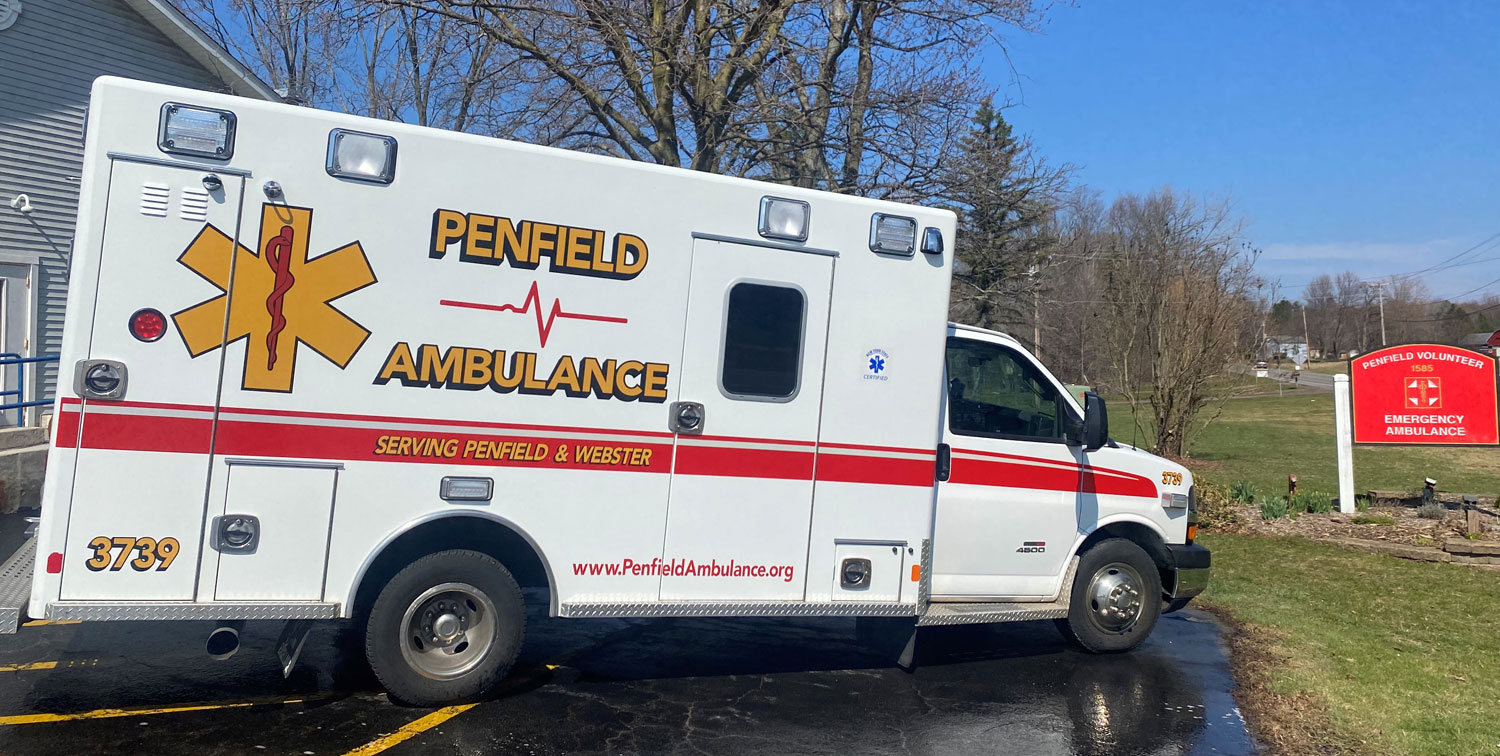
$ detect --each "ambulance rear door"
[59,159,244,600]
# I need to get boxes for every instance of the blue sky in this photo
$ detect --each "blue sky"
[989,0,1500,302]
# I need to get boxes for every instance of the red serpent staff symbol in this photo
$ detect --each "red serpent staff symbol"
[263,225,296,370]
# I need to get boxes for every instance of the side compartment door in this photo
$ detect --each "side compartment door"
[659,239,833,601]
[60,161,243,600]
[932,336,1079,598]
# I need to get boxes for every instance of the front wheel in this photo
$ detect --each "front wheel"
[1058,538,1161,653]
[365,549,524,705]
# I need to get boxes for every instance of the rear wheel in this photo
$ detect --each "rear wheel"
[1058,538,1161,653]
[365,549,524,705]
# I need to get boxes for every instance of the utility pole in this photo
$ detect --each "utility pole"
[1029,264,1041,359]
[1366,281,1388,346]
[1301,305,1311,358]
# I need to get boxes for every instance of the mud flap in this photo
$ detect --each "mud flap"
[855,616,918,671]
[275,619,314,678]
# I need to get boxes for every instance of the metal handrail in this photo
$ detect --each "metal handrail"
[0,354,60,426]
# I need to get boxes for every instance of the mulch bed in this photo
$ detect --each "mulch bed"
[1236,500,1497,547]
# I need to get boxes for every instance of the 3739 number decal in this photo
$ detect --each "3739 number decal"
[84,536,180,572]
[1161,471,1184,486]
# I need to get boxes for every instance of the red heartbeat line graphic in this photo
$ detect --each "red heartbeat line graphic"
[439,281,628,348]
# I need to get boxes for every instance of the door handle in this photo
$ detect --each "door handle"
[669,401,705,434]
[74,359,127,400]
[214,514,260,554]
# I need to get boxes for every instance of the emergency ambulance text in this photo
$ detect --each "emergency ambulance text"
[430,208,648,280]
[375,342,669,402]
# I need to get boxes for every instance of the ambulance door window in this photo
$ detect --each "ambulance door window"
[719,282,805,400]
[945,338,1067,442]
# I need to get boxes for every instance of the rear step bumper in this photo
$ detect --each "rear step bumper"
[0,537,35,634]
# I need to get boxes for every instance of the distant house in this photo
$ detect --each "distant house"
[1460,330,1500,356]
[1262,336,1309,362]
[0,0,277,424]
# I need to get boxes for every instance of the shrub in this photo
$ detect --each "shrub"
[1418,500,1445,520]
[1294,490,1334,514]
[1260,495,1289,520]
[1353,514,1395,526]
[1195,483,1243,531]
[1355,494,1370,512]
[1230,480,1258,504]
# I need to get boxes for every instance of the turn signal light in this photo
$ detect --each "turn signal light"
[129,308,167,342]
[1186,524,1198,543]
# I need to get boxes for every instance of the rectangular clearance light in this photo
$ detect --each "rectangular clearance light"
[158,103,236,160]
[758,196,810,242]
[440,476,493,502]
[327,129,398,184]
[870,213,917,255]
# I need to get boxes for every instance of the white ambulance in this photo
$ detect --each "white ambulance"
[0,78,1208,705]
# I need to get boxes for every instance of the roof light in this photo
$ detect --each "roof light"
[327,129,397,184]
[870,214,916,255]
[758,196,810,242]
[440,476,493,502]
[159,103,236,160]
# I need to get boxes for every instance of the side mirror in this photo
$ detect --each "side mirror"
[1080,391,1108,451]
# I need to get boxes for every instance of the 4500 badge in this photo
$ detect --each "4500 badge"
[84,536,181,572]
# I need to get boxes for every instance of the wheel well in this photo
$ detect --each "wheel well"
[352,516,552,619]
[1078,521,1173,596]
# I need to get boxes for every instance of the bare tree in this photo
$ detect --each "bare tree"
[1093,189,1260,457]
[352,0,1046,197]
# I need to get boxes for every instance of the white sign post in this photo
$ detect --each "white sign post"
[1333,374,1356,513]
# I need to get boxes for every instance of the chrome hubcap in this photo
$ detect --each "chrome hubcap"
[1087,562,1144,632]
[400,582,496,680]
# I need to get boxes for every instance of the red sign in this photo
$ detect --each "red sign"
[1351,343,1498,445]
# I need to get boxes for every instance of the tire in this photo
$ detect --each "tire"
[364,549,524,706]
[1058,538,1162,653]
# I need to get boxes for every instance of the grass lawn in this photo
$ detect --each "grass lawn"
[1177,393,1500,498]
[1302,360,1349,375]
[1200,533,1500,755]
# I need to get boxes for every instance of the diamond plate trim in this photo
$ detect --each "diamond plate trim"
[49,601,340,622]
[0,538,35,634]
[917,602,1069,626]
[917,538,932,612]
[559,600,918,619]
[915,556,1081,627]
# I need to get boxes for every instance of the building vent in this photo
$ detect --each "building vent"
[140,183,169,218]
[180,186,209,222]
[0,0,21,33]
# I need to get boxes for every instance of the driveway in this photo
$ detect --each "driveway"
[0,599,1253,755]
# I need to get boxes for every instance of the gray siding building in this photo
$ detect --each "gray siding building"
[0,0,276,423]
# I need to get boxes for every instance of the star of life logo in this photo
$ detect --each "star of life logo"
[864,348,890,382]
[1404,377,1441,409]
[172,203,376,393]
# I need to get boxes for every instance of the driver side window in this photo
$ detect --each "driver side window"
[946,337,1069,442]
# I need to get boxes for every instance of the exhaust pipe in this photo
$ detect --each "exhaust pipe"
[206,624,241,661]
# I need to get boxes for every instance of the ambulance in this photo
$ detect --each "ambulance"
[0,78,1208,705]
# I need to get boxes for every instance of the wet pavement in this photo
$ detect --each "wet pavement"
[0,592,1253,756]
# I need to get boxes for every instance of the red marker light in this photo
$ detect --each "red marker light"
[129,308,167,342]
[46,552,63,574]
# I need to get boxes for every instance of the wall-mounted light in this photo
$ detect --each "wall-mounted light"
[758,196,810,242]
[327,129,397,184]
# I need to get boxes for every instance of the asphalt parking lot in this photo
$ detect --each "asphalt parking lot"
[0,593,1253,756]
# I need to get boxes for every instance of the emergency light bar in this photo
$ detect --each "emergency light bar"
[327,129,398,184]
[158,103,236,160]
[870,213,916,255]
[758,196,810,242]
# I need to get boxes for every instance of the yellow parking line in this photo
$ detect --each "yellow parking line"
[339,703,477,756]
[0,662,57,672]
[21,620,80,627]
[0,690,350,726]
